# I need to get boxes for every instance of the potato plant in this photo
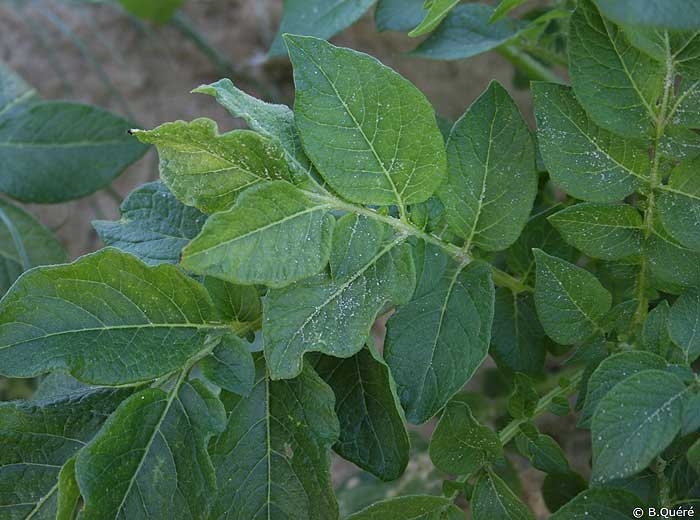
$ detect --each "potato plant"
[2,0,700,518]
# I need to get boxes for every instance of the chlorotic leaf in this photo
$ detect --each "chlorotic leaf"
[593,0,700,31]
[0,386,131,518]
[346,495,464,520]
[0,101,148,203]
[133,119,292,213]
[658,158,700,252]
[549,203,644,260]
[490,289,546,376]
[286,35,447,207]
[314,345,410,481]
[200,333,255,396]
[411,4,526,61]
[533,82,647,202]
[534,249,611,345]
[408,0,461,37]
[193,79,314,180]
[0,248,217,385]
[210,356,339,519]
[569,0,664,139]
[437,81,537,251]
[471,470,535,520]
[76,380,226,519]
[93,180,206,266]
[269,0,375,56]
[264,214,415,380]
[578,351,667,428]
[0,198,66,296]
[591,369,687,483]
[385,244,494,424]
[668,288,700,364]
[181,181,334,287]
[429,399,502,475]
[549,488,643,519]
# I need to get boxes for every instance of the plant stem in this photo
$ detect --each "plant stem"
[498,44,566,84]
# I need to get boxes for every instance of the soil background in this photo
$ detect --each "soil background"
[0,2,570,518]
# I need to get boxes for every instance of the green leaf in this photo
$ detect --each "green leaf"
[507,374,538,419]
[534,249,611,345]
[269,0,375,56]
[569,0,664,139]
[0,198,66,296]
[549,203,643,260]
[683,393,700,434]
[133,119,292,213]
[200,333,255,396]
[0,248,218,385]
[0,63,37,118]
[642,300,672,356]
[264,214,415,380]
[57,458,80,520]
[549,488,643,519]
[533,83,647,202]
[375,0,427,32]
[118,0,183,23]
[210,356,339,519]
[385,244,494,424]
[668,288,700,364]
[490,289,546,375]
[93,180,206,266]
[285,35,447,207]
[471,470,534,520]
[193,79,314,181]
[647,216,700,291]
[593,0,700,31]
[0,386,131,518]
[658,158,700,251]
[203,276,262,324]
[437,81,537,251]
[314,345,410,481]
[490,0,529,22]
[516,432,570,475]
[408,0,461,37]
[411,4,526,61]
[578,351,667,428]
[0,101,147,203]
[429,399,502,475]
[76,380,226,519]
[541,472,588,513]
[346,495,464,520]
[181,181,334,288]
[591,369,688,482]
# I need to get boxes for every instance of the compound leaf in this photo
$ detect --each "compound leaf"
[269,0,375,56]
[471,470,534,520]
[385,244,494,424]
[0,248,217,385]
[668,288,700,364]
[591,369,688,482]
[314,345,410,481]
[210,356,339,520]
[569,0,664,139]
[534,249,611,345]
[133,119,291,213]
[658,158,700,252]
[181,181,334,288]
[429,399,502,475]
[346,495,464,520]
[76,380,226,519]
[93,180,206,266]
[438,81,537,251]
[549,203,644,260]
[533,82,647,202]
[264,214,415,380]
[286,35,446,207]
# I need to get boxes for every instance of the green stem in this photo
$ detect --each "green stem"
[498,44,566,84]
